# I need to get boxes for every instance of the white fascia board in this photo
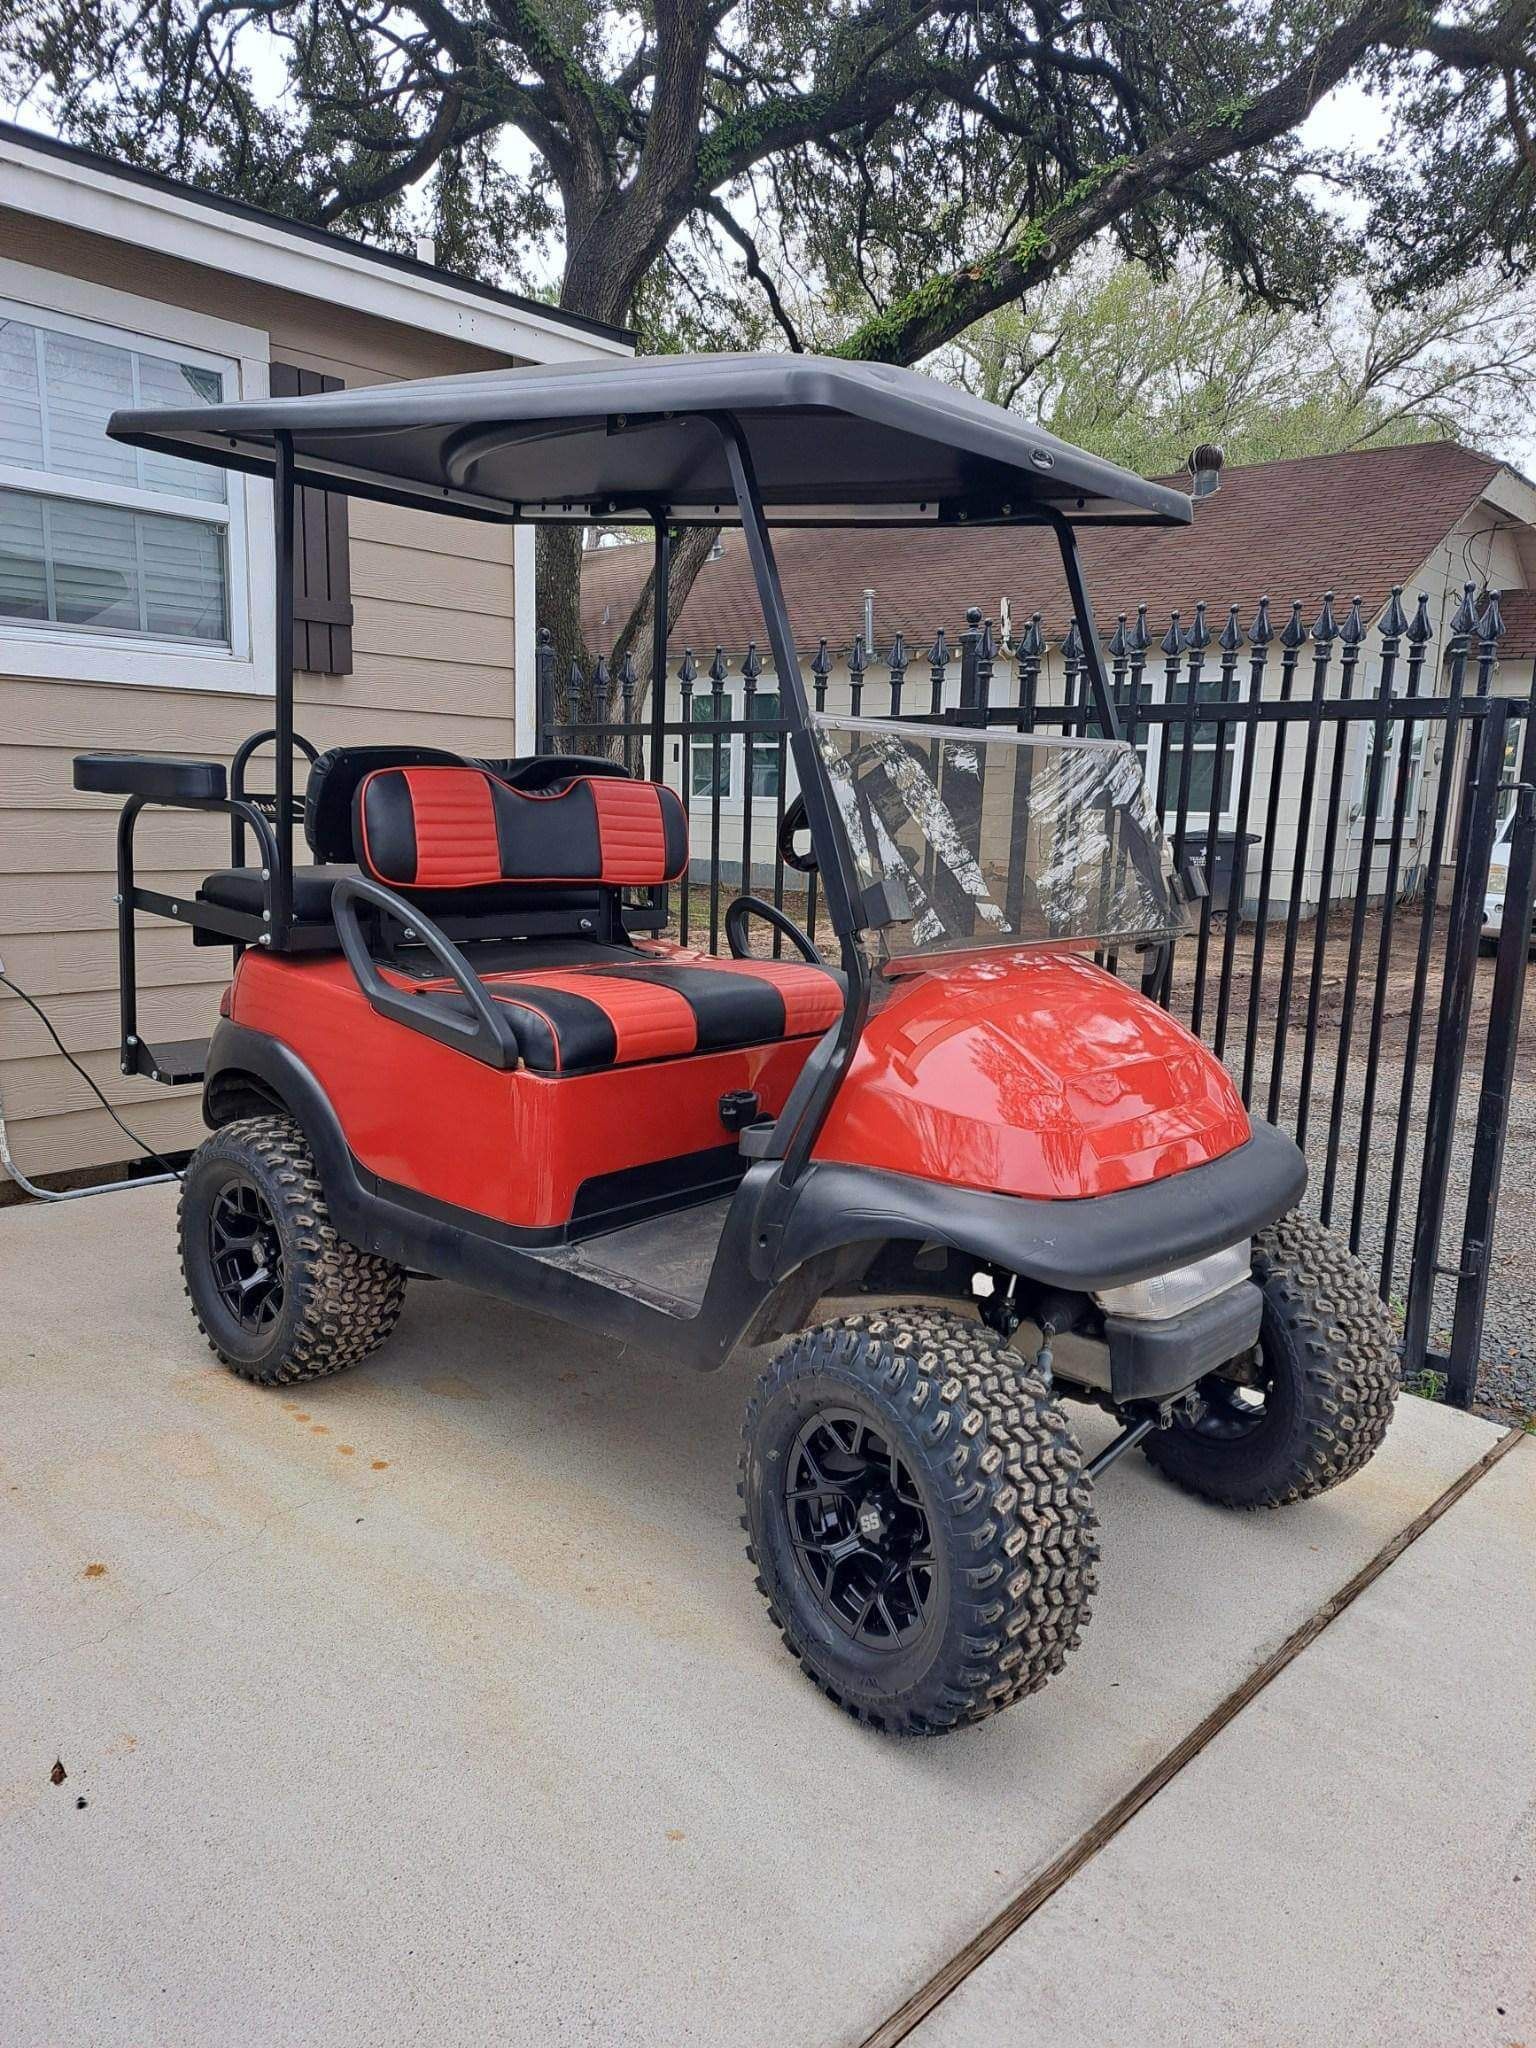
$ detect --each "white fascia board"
[1479,465,1536,527]
[0,136,632,365]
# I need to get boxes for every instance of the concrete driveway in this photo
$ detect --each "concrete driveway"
[2,1182,1530,2047]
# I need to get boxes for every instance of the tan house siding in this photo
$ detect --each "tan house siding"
[0,203,596,1180]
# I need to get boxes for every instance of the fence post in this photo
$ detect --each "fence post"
[1444,597,1522,1407]
[535,626,557,751]
[957,607,983,722]
[887,631,909,717]
[927,629,949,717]
[1402,596,1508,1383]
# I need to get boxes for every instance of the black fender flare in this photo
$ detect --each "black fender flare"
[203,1021,393,1258]
[762,1120,1307,1297]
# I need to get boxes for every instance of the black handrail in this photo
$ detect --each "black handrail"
[331,875,519,1070]
[229,727,319,867]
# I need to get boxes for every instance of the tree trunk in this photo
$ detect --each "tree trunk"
[536,524,589,739]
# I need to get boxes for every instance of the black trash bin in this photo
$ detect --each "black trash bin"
[1206,831,1261,911]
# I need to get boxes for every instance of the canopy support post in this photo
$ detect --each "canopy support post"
[710,411,873,1189]
[710,415,862,942]
[648,516,669,786]
[1050,510,1122,744]
[270,431,297,939]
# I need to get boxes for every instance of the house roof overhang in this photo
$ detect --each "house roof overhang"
[0,119,632,365]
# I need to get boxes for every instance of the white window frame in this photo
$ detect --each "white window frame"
[1141,671,1245,835]
[686,679,790,811]
[1358,718,1426,839]
[0,258,272,694]
[1042,654,1244,833]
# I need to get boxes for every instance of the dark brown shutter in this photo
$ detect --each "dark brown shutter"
[269,361,354,675]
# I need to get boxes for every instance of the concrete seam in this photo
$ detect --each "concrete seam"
[858,1424,1529,2048]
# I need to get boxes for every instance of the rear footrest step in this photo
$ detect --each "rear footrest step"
[127,1037,209,1085]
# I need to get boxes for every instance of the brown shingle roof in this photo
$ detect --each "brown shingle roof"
[1496,590,1536,660]
[582,439,1512,658]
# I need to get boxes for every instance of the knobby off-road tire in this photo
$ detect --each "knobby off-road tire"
[179,1114,406,1385]
[1143,1211,1400,1510]
[740,1308,1098,1736]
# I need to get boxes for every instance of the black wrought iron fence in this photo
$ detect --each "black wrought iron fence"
[540,582,1536,1410]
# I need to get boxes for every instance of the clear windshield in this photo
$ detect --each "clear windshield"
[811,716,1189,961]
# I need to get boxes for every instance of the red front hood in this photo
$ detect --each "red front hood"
[813,949,1251,1200]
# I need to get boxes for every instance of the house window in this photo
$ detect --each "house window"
[749,690,782,797]
[1158,671,1242,827]
[0,300,240,650]
[691,687,733,797]
[688,684,784,803]
[1361,719,1426,836]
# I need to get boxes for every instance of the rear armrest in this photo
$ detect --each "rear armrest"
[74,753,228,804]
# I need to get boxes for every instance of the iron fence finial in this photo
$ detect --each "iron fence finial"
[1449,582,1479,638]
[1250,595,1274,646]
[1475,589,1505,643]
[1406,592,1435,646]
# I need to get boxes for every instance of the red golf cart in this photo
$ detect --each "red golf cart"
[75,356,1397,1734]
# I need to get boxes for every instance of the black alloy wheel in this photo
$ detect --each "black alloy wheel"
[783,1409,934,1650]
[207,1176,286,1334]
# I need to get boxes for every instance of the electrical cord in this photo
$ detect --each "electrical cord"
[0,969,185,1180]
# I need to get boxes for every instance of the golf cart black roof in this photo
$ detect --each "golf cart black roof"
[107,352,1192,530]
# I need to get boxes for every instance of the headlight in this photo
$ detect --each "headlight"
[1094,1241,1252,1322]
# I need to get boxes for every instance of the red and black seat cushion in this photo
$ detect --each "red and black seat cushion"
[356,764,687,892]
[401,949,845,1075]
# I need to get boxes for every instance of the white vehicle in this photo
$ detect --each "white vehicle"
[1482,810,1529,947]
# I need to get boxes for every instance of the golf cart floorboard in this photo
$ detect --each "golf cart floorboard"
[525,1195,734,1315]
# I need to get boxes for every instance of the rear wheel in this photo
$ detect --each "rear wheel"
[179,1115,406,1384]
[740,1308,1098,1735]
[1143,1212,1399,1509]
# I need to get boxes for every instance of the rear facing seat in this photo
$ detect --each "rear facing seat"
[354,761,844,1074]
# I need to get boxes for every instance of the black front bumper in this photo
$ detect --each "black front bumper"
[1103,1279,1264,1404]
[772,1118,1307,1295]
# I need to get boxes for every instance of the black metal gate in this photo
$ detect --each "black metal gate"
[541,581,1536,1409]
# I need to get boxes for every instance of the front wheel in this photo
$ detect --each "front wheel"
[179,1114,406,1384]
[1143,1212,1400,1509]
[740,1309,1098,1735]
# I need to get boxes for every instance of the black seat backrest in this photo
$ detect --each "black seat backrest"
[483,754,633,792]
[305,745,468,862]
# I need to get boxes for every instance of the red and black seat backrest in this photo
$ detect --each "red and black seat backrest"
[354,763,688,895]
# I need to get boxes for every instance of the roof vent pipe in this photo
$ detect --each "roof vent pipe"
[1187,444,1224,501]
